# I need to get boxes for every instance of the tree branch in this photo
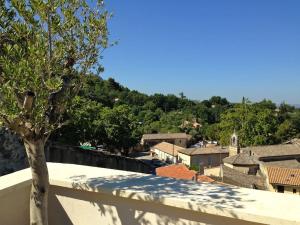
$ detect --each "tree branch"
[0,113,11,126]
[45,52,76,124]
[23,91,35,113]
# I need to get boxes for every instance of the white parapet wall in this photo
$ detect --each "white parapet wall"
[1,163,300,225]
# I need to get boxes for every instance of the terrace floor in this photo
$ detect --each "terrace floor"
[1,163,300,225]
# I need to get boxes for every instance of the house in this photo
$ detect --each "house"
[223,139,300,174]
[178,147,229,168]
[223,132,300,172]
[264,166,300,194]
[222,133,300,190]
[223,153,259,175]
[141,133,191,149]
[156,164,215,183]
[150,142,183,164]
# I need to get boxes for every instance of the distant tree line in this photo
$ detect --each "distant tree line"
[51,75,300,152]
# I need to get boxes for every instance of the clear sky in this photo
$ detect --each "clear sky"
[100,0,300,104]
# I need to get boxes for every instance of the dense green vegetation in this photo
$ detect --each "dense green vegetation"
[52,74,300,151]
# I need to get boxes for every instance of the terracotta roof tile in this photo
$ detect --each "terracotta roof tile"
[197,175,215,183]
[156,164,214,183]
[267,167,300,186]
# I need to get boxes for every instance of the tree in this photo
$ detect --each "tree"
[203,123,219,141]
[218,100,278,146]
[179,92,186,99]
[101,105,137,154]
[253,99,277,111]
[0,1,109,224]
[276,110,300,141]
[278,102,295,123]
[52,96,106,146]
[209,96,229,106]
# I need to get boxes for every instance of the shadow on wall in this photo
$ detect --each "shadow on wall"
[49,173,263,225]
[45,144,153,174]
[0,128,27,176]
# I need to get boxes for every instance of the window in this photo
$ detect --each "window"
[277,185,284,193]
[293,189,297,194]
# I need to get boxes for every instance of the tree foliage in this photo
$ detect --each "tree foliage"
[56,75,300,150]
[0,0,109,139]
[219,99,283,146]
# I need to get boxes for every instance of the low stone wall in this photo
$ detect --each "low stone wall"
[0,131,153,176]
[221,165,266,189]
[45,144,153,174]
[0,128,27,176]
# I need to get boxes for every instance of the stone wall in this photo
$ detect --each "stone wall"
[0,128,27,176]
[190,153,229,168]
[221,165,266,190]
[45,144,153,174]
[0,129,153,176]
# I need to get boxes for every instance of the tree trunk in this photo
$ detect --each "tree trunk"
[24,139,49,225]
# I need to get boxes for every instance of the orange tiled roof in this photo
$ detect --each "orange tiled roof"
[156,164,214,183]
[267,167,300,186]
[151,142,184,156]
[197,175,215,183]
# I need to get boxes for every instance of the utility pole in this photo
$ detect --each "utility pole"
[173,143,175,164]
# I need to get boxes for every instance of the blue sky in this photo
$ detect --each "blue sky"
[100,0,300,103]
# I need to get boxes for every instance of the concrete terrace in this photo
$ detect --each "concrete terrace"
[1,163,300,225]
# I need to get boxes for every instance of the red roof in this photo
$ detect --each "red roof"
[197,175,215,183]
[267,167,300,186]
[156,164,214,183]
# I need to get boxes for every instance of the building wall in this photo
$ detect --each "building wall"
[229,146,240,156]
[153,148,177,163]
[269,185,300,195]
[230,165,259,175]
[232,166,250,174]
[204,167,221,177]
[174,138,187,148]
[178,152,191,166]
[190,153,228,168]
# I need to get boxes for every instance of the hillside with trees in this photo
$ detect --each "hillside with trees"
[51,74,300,151]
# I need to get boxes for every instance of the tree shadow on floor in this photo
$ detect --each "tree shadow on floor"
[52,172,263,225]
